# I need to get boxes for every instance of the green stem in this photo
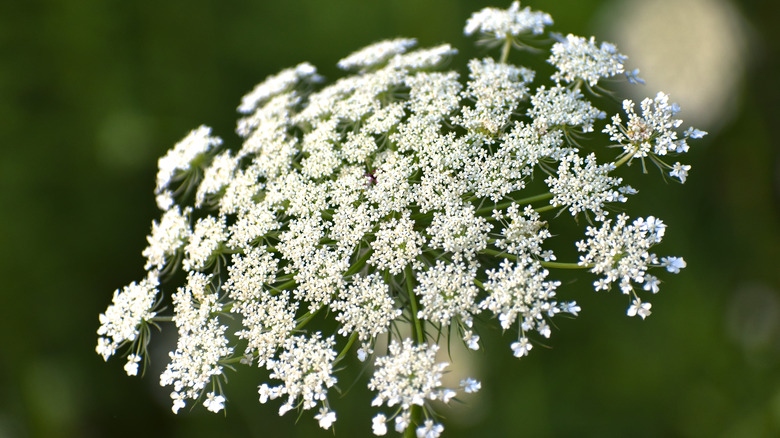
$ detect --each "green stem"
[274,279,298,292]
[500,35,512,64]
[480,249,591,269]
[220,356,244,365]
[345,248,374,277]
[480,247,516,261]
[541,261,592,269]
[405,266,424,345]
[295,307,321,331]
[275,272,296,282]
[614,144,639,168]
[475,192,553,216]
[152,316,174,323]
[336,332,359,362]
[534,204,556,213]
[404,405,423,438]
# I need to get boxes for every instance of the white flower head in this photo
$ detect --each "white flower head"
[160,272,232,411]
[395,411,411,433]
[415,261,480,327]
[546,152,629,221]
[315,407,337,429]
[662,256,687,274]
[124,354,142,377]
[455,57,534,135]
[464,2,553,39]
[460,378,482,393]
[182,215,227,271]
[143,206,191,271]
[577,214,683,296]
[528,84,606,133]
[604,92,695,163]
[156,125,222,196]
[238,62,321,114]
[549,35,626,87]
[479,258,563,340]
[98,3,704,434]
[369,339,477,428]
[627,298,652,319]
[416,419,444,438]
[96,270,160,360]
[203,392,226,413]
[263,333,338,417]
[368,212,425,275]
[338,38,417,71]
[670,162,692,183]
[196,150,238,207]
[332,273,401,341]
[372,413,388,436]
[511,337,533,358]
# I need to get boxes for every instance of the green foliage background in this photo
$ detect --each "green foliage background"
[1,0,778,437]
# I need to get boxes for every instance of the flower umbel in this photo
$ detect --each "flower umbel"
[97,2,703,436]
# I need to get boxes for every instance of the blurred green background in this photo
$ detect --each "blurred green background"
[1,0,778,437]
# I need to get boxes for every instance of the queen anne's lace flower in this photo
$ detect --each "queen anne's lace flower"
[414,260,480,327]
[369,212,426,275]
[182,215,227,271]
[545,152,634,222]
[155,125,222,207]
[338,38,417,71]
[454,57,534,135]
[237,62,321,114]
[331,273,401,344]
[548,34,626,87]
[98,3,704,435]
[196,150,238,207]
[142,206,191,270]
[97,270,160,361]
[369,339,478,437]
[261,333,338,416]
[603,92,705,177]
[464,1,552,39]
[479,258,574,337]
[528,84,606,133]
[576,214,682,304]
[159,273,232,412]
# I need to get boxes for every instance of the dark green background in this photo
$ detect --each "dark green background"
[1,0,778,437]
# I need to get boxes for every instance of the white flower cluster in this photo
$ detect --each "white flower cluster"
[464,1,552,39]
[548,34,627,87]
[576,214,686,304]
[454,57,533,135]
[545,152,634,222]
[155,125,223,210]
[368,339,472,437]
[603,92,705,182]
[96,270,160,362]
[142,206,191,271]
[480,258,565,353]
[259,333,338,421]
[338,38,418,72]
[97,3,705,436]
[160,272,233,413]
